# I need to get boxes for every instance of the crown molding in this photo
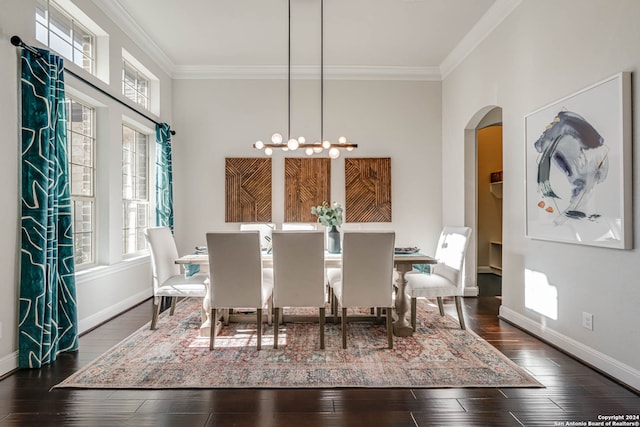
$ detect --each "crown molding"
[92,0,517,81]
[173,65,441,81]
[91,0,175,76]
[440,0,523,79]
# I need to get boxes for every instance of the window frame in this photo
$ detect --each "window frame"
[122,123,151,258]
[122,59,150,111]
[65,96,97,269]
[36,0,96,74]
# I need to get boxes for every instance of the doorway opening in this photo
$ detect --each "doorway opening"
[476,117,503,296]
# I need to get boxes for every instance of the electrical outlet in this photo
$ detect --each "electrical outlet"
[582,312,593,331]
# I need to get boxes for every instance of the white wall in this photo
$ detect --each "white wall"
[0,0,174,375]
[171,78,444,258]
[442,0,640,389]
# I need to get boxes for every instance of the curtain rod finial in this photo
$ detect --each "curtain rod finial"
[11,35,23,47]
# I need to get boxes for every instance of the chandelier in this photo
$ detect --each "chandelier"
[253,0,357,159]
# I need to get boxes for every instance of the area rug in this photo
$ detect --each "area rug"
[54,299,542,389]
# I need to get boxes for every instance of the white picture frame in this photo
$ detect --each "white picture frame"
[525,72,632,249]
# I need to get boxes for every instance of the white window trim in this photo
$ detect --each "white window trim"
[121,118,155,259]
[39,0,110,83]
[66,95,97,270]
[122,48,160,116]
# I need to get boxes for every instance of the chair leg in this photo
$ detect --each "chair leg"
[455,296,466,330]
[150,301,161,330]
[319,307,325,350]
[387,306,393,349]
[273,307,280,349]
[267,296,273,326]
[341,307,347,349]
[411,297,417,331]
[209,308,217,350]
[437,297,445,316]
[256,308,262,350]
[333,294,338,324]
[376,307,382,322]
[169,296,178,315]
[223,308,229,326]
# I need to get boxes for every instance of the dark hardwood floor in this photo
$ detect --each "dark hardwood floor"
[0,296,638,426]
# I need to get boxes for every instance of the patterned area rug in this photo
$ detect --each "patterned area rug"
[55,299,542,389]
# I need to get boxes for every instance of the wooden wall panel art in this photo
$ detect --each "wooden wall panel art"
[345,158,391,222]
[225,158,272,222]
[284,158,331,223]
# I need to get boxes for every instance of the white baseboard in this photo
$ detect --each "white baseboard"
[499,306,640,391]
[78,288,151,334]
[0,351,18,378]
[0,291,149,378]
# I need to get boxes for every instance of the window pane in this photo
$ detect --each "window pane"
[36,22,48,45]
[71,133,93,167]
[136,228,147,252]
[71,165,92,196]
[122,126,134,151]
[73,200,93,232]
[72,199,93,265]
[123,83,137,102]
[122,125,149,255]
[66,97,95,266]
[49,32,73,60]
[36,0,48,25]
[49,7,72,44]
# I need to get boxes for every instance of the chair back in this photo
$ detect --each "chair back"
[240,223,275,250]
[433,226,472,293]
[144,227,180,293]
[341,231,395,307]
[206,231,263,308]
[271,230,325,307]
[281,223,317,231]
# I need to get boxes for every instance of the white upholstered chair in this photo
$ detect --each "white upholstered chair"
[328,231,395,349]
[206,231,273,350]
[405,226,472,330]
[240,223,275,250]
[271,230,326,349]
[144,227,208,330]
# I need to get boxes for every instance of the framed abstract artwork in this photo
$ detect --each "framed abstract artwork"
[525,72,632,249]
[225,158,272,223]
[345,158,392,222]
[284,158,331,222]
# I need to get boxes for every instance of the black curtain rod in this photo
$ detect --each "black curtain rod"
[10,35,176,136]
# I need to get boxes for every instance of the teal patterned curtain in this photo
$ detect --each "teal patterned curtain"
[155,123,174,231]
[19,48,78,368]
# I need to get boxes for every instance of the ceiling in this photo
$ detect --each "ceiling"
[92,0,521,79]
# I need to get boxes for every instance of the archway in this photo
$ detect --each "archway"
[463,106,503,297]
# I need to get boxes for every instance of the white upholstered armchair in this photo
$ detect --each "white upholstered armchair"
[144,227,208,330]
[405,226,472,330]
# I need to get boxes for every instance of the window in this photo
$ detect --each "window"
[122,60,150,110]
[36,0,95,74]
[65,97,96,267]
[122,125,149,256]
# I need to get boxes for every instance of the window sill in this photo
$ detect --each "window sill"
[75,256,150,284]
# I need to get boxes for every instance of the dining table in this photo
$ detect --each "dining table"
[175,251,436,338]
